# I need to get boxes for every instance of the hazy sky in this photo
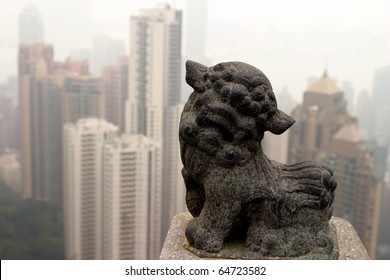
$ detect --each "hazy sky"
[1,0,389,102]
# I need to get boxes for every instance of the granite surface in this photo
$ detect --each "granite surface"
[160,213,369,260]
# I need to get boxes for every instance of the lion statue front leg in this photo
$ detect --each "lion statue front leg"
[185,170,243,252]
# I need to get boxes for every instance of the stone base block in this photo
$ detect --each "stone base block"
[160,213,369,260]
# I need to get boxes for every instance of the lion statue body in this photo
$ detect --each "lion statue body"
[179,61,338,259]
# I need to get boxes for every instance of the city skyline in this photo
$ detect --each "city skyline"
[0,0,390,102]
[0,1,389,260]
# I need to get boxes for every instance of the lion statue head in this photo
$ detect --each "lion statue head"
[180,60,295,168]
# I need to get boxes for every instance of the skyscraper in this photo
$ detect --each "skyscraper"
[19,4,44,44]
[103,134,161,260]
[19,44,100,204]
[164,104,187,218]
[371,65,390,143]
[18,44,54,200]
[61,76,104,125]
[102,57,128,132]
[63,118,118,260]
[126,4,182,137]
[355,89,372,138]
[288,72,382,258]
[288,71,353,163]
[328,124,381,258]
[126,4,183,245]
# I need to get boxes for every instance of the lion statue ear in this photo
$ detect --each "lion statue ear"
[186,60,208,92]
[266,109,295,135]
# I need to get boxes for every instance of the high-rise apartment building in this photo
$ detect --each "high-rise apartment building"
[61,76,104,125]
[126,5,183,246]
[64,120,162,260]
[163,104,187,219]
[102,57,128,132]
[126,5,182,136]
[18,44,54,200]
[327,124,381,258]
[54,58,89,76]
[19,43,100,204]
[103,134,161,260]
[19,4,44,44]
[63,118,118,260]
[288,72,382,258]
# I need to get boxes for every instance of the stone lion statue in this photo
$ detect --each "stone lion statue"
[179,60,338,259]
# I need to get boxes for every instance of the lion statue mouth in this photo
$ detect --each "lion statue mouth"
[179,60,338,259]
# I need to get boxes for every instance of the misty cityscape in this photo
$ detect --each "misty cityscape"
[0,0,389,260]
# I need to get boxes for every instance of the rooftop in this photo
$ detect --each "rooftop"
[333,123,364,143]
[307,71,341,95]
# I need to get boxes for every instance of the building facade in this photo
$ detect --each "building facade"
[103,134,161,260]
[102,57,128,132]
[63,118,118,260]
[126,5,183,247]
[163,104,187,221]
[18,44,54,200]
[126,4,182,137]
[328,124,381,258]
[18,44,96,204]
[371,65,390,143]
[288,71,353,163]
[61,76,104,126]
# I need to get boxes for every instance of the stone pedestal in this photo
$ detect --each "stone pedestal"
[160,213,370,260]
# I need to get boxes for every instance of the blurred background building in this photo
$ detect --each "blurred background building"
[91,35,126,77]
[18,3,44,44]
[126,4,183,248]
[370,65,390,143]
[63,119,118,260]
[287,72,384,258]
[103,134,161,259]
[102,57,128,133]
[18,44,94,205]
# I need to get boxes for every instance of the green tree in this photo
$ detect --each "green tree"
[0,180,64,259]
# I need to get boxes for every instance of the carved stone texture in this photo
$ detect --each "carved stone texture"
[179,60,338,259]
